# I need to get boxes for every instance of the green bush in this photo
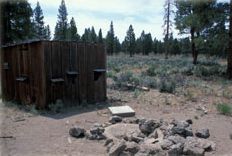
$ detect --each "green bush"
[216,103,232,116]
[146,64,158,76]
[159,77,176,93]
[140,76,157,89]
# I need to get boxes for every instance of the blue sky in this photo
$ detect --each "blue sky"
[28,0,229,42]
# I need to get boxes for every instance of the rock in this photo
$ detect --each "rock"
[168,143,183,156]
[195,129,210,139]
[125,142,140,154]
[143,138,158,144]
[122,117,140,124]
[87,125,106,140]
[183,137,216,156]
[186,119,193,125]
[139,143,164,155]
[185,126,194,137]
[119,151,132,156]
[104,138,114,146]
[160,139,174,150]
[104,123,140,141]
[69,126,86,138]
[183,145,204,156]
[171,120,193,137]
[139,119,160,135]
[125,132,144,143]
[108,140,127,156]
[167,135,186,145]
[109,115,123,124]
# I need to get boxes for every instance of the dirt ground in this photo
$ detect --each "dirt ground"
[1,55,232,156]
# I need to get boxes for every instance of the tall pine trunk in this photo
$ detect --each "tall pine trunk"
[191,27,197,65]
[228,0,232,79]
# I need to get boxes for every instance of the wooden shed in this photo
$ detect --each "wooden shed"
[1,40,106,108]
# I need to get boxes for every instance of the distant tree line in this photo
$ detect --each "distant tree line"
[0,0,227,57]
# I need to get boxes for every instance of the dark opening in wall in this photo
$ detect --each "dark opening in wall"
[94,69,106,81]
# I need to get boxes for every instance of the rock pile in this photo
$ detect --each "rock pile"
[104,117,216,156]
[69,116,216,156]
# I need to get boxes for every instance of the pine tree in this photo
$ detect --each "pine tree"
[140,30,146,55]
[1,0,34,44]
[98,29,103,43]
[163,0,174,59]
[33,1,46,39]
[106,21,115,55]
[144,33,153,55]
[54,0,68,40]
[124,25,136,57]
[68,17,79,41]
[175,0,216,64]
[91,26,97,43]
[44,25,51,40]
[114,37,121,53]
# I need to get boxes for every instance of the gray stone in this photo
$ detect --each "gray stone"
[168,143,183,156]
[87,125,106,140]
[167,135,186,145]
[109,115,123,124]
[108,140,127,156]
[184,138,204,155]
[139,119,161,135]
[139,143,164,155]
[185,126,194,137]
[122,117,140,124]
[69,126,86,138]
[195,128,210,139]
[104,138,114,146]
[171,120,193,137]
[160,139,174,150]
[109,106,135,117]
[125,142,140,154]
[104,123,140,141]
[119,151,133,156]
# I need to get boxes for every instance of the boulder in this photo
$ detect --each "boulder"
[167,135,186,146]
[109,115,123,124]
[168,143,183,156]
[87,124,106,140]
[139,143,164,155]
[139,119,161,135]
[108,140,127,156]
[125,142,140,154]
[69,126,86,138]
[160,139,174,150]
[183,137,216,156]
[195,129,210,139]
[171,120,193,137]
[104,123,140,141]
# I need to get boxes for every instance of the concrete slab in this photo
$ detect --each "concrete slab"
[108,106,135,117]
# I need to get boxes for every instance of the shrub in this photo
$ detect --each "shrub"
[48,99,64,113]
[107,71,116,78]
[146,64,158,76]
[140,76,157,89]
[159,76,176,93]
[113,71,140,90]
[216,103,232,116]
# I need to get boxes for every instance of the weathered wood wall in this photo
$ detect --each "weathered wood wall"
[1,41,106,108]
